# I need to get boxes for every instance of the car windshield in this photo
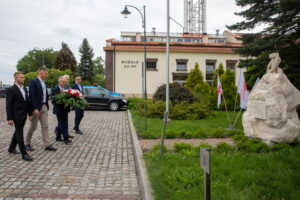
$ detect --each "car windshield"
[85,87,109,95]
[98,87,111,93]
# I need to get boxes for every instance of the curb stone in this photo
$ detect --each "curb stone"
[127,110,154,200]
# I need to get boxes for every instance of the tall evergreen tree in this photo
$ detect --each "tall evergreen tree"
[220,69,238,110]
[78,38,94,83]
[186,62,204,89]
[227,0,300,90]
[54,42,77,72]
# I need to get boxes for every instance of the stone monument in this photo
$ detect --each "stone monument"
[243,53,300,144]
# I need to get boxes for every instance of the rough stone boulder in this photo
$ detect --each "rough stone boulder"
[243,53,300,144]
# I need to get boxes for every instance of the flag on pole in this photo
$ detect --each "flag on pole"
[237,70,249,109]
[251,77,260,93]
[217,75,222,108]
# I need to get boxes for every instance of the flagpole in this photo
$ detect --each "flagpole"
[232,107,243,128]
[234,69,243,113]
[217,73,232,129]
[221,89,232,129]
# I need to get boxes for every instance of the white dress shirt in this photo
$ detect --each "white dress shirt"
[76,83,82,93]
[15,83,26,101]
[38,77,46,103]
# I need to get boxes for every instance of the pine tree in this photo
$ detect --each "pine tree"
[78,38,94,83]
[186,62,204,89]
[212,63,225,88]
[220,69,238,110]
[227,0,300,90]
[54,42,77,73]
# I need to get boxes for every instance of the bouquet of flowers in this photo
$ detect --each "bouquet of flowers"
[54,89,88,109]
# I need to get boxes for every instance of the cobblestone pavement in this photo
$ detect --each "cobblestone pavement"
[0,99,141,199]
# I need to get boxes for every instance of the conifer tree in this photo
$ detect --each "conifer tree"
[54,42,77,73]
[78,38,94,83]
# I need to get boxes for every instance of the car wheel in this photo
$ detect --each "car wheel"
[109,101,119,111]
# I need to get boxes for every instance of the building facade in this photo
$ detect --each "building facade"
[104,30,244,98]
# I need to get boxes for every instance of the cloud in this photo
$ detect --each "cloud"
[53,27,74,36]
[0,0,258,84]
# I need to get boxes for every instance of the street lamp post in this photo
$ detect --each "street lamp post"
[160,0,170,155]
[121,5,148,131]
[121,5,147,99]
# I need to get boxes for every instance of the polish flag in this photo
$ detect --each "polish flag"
[217,75,222,108]
[237,70,249,109]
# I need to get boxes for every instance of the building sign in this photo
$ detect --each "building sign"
[122,60,139,68]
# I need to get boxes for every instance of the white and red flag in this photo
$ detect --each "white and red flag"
[237,70,249,109]
[217,75,222,108]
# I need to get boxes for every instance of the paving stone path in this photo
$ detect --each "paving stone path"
[0,99,142,199]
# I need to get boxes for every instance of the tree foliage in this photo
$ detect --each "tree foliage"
[220,69,238,110]
[24,69,74,88]
[227,0,300,90]
[78,38,94,83]
[17,48,58,73]
[154,83,194,104]
[54,42,77,73]
[185,63,204,89]
[92,56,105,86]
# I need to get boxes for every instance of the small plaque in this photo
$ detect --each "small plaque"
[200,148,210,173]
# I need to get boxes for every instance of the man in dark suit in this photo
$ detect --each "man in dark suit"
[6,72,33,161]
[72,75,84,134]
[25,66,57,151]
[52,76,72,144]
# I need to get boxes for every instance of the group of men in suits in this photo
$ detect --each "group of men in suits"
[6,66,85,161]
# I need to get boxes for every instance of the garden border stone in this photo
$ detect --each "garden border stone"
[127,110,154,200]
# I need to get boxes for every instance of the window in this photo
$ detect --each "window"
[146,58,158,70]
[176,59,188,71]
[206,61,216,85]
[226,60,237,71]
[122,36,136,42]
[84,87,105,95]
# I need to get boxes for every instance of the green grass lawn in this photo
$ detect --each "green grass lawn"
[131,110,244,138]
[145,145,300,200]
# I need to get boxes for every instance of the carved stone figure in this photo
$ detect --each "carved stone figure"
[243,53,300,144]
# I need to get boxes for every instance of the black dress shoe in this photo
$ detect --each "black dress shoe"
[22,154,33,161]
[75,130,83,134]
[8,149,20,154]
[64,139,72,145]
[56,138,64,141]
[25,144,35,151]
[45,145,57,151]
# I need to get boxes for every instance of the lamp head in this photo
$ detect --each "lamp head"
[121,6,131,18]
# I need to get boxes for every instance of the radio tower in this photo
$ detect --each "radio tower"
[184,0,207,34]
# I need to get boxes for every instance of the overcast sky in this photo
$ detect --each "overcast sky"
[0,0,247,84]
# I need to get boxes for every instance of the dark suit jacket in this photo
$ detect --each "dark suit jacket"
[52,85,70,115]
[29,77,49,111]
[6,84,32,121]
[72,83,84,94]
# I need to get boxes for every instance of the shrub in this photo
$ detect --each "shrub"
[128,97,142,109]
[215,142,235,153]
[219,69,238,111]
[136,100,165,118]
[153,82,194,104]
[165,129,177,139]
[211,128,227,138]
[236,138,270,153]
[141,131,158,139]
[136,100,212,120]
[193,129,207,139]
[151,143,168,153]
[174,143,193,153]
[196,143,213,149]
[186,62,204,89]
[270,143,290,151]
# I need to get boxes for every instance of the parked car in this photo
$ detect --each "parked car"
[0,87,7,98]
[83,86,128,111]
[96,86,124,97]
